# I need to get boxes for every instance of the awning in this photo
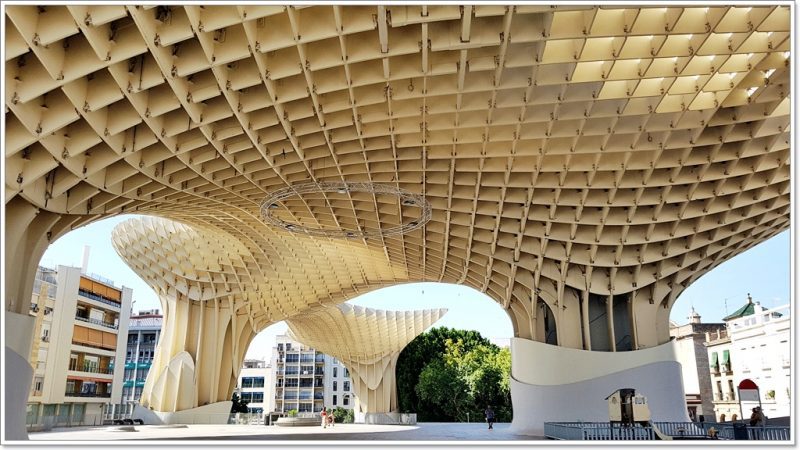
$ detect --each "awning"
[711,352,719,367]
[722,350,730,366]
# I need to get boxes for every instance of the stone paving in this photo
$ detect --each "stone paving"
[30,422,544,441]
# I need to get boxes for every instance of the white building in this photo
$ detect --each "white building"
[26,265,132,429]
[269,335,354,423]
[324,356,354,411]
[236,359,274,421]
[706,296,790,422]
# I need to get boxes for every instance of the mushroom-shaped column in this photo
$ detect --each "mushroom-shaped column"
[112,217,268,422]
[286,304,447,423]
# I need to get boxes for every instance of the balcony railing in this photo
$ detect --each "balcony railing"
[75,315,118,330]
[65,391,112,398]
[78,289,121,309]
[68,360,113,374]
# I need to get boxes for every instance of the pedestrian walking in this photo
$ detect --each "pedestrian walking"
[327,410,335,428]
[321,406,328,428]
[484,405,496,430]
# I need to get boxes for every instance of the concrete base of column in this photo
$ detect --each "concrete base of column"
[508,338,690,436]
[131,401,233,425]
[4,311,36,441]
[4,347,33,440]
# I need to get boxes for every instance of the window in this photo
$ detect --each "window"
[728,380,736,400]
[333,395,337,406]
[343,381,350,391]
[333,367,337,377]
[344,368,350,378]
[343,395,349,406]
[333,381,337,391]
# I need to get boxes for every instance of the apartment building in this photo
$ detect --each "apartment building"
[122,309,163,405]
[26,265,132,428]
[706,296,791,421]
[236,359,274,421]
[269,335,354,423]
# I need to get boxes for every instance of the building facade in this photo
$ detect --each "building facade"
[324,356,353,411]
[669,309,726,422]
[236,359,274,422]
[706,297,791,422]
[269,335,354,423]
[122,310,163,406]
[25,265,132,428]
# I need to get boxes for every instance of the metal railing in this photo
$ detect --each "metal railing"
[78,289,121,309]
[544,423,654,440]
[65,391,112,398]
[700,422,791,441]
[544,422,791,441]
[75,314,118,330]
[68,360,113,374]
[27,413,103,431]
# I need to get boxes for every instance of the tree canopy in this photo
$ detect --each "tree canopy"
[397,327,512,422]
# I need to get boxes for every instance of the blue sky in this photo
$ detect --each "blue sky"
[40,215,789,359]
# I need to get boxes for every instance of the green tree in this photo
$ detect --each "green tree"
[416,358,471,419]
[331,407,354,423]
[396,327,496,420]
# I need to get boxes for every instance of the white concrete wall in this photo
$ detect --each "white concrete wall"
[110,286,132,404]
[5,311,36,440]
[42,266,80,404]
[674,337,700,394]
[509,338,690,436]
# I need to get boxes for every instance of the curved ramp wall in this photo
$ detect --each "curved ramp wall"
[509,338,690,436]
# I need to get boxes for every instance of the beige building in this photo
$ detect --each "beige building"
[3,5,790,439]
[25,265,132,429]
[669,310,726,421]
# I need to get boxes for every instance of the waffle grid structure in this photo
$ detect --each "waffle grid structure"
[4,4,791,413]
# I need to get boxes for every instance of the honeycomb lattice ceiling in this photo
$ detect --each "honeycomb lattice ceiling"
[5,5,791,325]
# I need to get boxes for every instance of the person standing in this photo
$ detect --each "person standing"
[321,406,328,428]
[484,405,496,430]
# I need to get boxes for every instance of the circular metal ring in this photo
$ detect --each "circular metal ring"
[260,181,432,239]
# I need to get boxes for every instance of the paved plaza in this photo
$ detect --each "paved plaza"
[30,423,542,441]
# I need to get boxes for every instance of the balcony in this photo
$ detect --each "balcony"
[68,360,113,375]
[78,289,121,309]
[65,391,112,398]
[75,314,118,330]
